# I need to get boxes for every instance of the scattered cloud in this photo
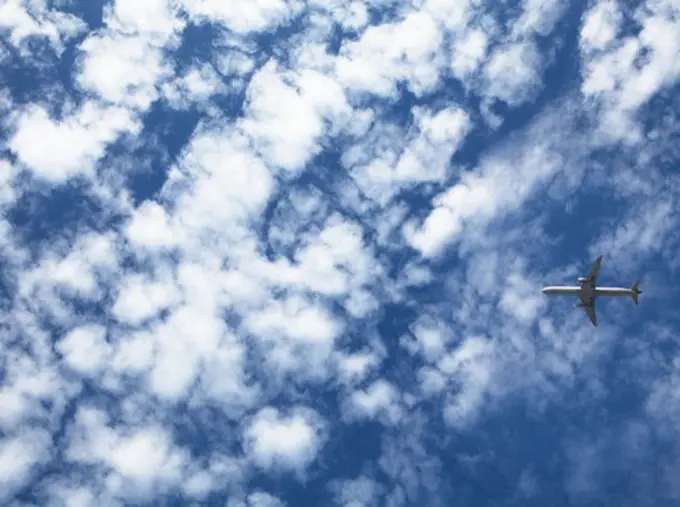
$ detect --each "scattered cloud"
[1,0,679,504]
[244,407,327,474]
[10,102,137,183]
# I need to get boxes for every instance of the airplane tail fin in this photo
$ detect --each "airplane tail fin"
[631,280,642,305]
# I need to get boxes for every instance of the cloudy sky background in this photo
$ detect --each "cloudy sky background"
[1,0,679,505]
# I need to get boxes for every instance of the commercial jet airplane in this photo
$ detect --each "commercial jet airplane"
[541,255,641,326]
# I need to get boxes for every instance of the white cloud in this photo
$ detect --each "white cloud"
[417,366,447,396]
[183,469,216,499]
[108,0,184,38]
[0,160,17,206]
[182,456,247,501]
[588,199,677,272]
[0,315,77,434]
[499,272,545,323]
[244,407,326,473]
[44,484,101,507]
[400,263,434,288]
[177,0,300,34]
[438,336,495,427]
[9,103,136,183]
[290,215,380,296]
[0,428,53,501]
[451,28,489,80]
[343,379,402,425]
[244,295,341,380]
[110,329,156,377]
[422,0,472,30]
[0,388,31,430]
[241,62,352,172]
[248,491,286,507]
[376,413,443,502]
[392,107,470,182]
[512,0,567,37]
[580,0,622,53]
[161,63,226,110]
[404,106,571,257]
[195,344,259,418]
[246,295,339,344]
[336,351,382,386]
[146,303,226,401]
[166,128,275,229]
[0,0,86,55]
[309,0,369,31]
[342,106,470,206]
[125,200,178,250]
[336,11,445,97]
[330,475,384,507]
[57,324,112,377]
[76,32,174,110]
[580,0,680,143]
[108,427,185,487]
[2,0,680,503]
[19,231,119,305]
[483,40,543,107]
[410,316,447,362]
[112,271,181,325]
[66,407,187,498]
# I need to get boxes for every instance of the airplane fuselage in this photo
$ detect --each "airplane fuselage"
[541,286,635,298]
[541,255,640,326]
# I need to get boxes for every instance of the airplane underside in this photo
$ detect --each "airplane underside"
[542,256,641,326]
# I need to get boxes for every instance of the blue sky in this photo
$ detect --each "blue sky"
[0,0,679,505]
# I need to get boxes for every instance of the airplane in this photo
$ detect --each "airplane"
[541,255,641,326]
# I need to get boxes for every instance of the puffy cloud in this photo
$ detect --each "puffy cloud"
[404,106,571,257]
[336,11,445,98]
[108,0,184,37]
[243,407,326,473]
[66,407,188,499]
[2,0,680,504]
[57,324,112,377]
[580,0,622,53]
[241,61,352,172]
[0,429,53,501]
[0,0,86,55]
[76,31,174,110]
[112,270,181,325]
[580,0,680,143]
[176,0,300,34]
[483,40,543,107]
[161,63,226,109]
[9,103,136,183]
[330,475,384,506]
[342,379,403,425]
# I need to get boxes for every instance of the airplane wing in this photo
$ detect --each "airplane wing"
[583,301,597,326]
[585,255,603,286]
